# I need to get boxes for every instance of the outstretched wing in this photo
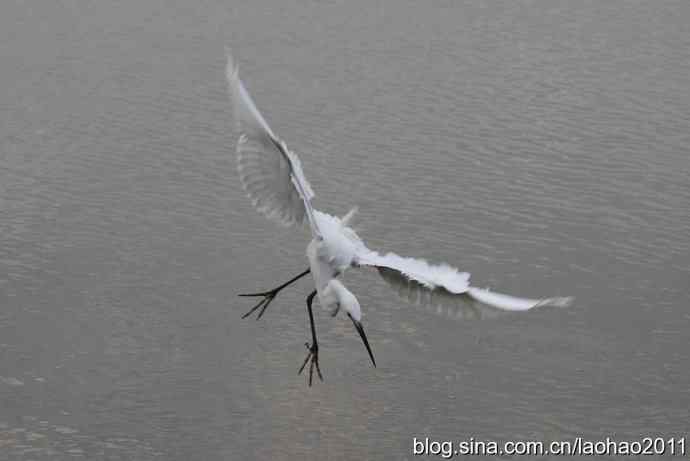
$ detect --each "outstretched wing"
[226,53,320,237]
[356,249,572,320]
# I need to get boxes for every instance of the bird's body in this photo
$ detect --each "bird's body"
[227,53,572,385]
[305,210,376,366]
[310,209,364,278]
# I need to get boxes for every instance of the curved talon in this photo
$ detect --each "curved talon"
[239,269,311,320]
[298,342,323,386]
[239,290,277,319]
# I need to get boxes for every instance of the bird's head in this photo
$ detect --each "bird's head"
[325,279,375,367]
[326,279,361,321]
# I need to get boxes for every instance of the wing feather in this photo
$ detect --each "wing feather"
[226,53,320,236]
[358,249,572,319]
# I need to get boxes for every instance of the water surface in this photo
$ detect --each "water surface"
[1,0,689,459]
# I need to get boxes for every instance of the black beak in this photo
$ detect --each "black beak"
[348,313,376,368]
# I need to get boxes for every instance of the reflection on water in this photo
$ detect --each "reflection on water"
[1,0,689,459]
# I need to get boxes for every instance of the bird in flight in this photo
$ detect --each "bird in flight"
[226,53,573,386]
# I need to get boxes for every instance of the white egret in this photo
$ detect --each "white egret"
[226,54,572,385]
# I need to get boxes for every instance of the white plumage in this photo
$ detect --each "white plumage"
[229,58,319,234]
[227,53,572,383]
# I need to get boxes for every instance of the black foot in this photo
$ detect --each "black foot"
[298,342,323,386]
[238,289,278,320]
[238,269,311,320]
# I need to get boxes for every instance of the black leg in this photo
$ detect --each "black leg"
[298,290,323,386]
[239,268,310,319]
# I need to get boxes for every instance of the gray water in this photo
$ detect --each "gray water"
[1,0,689,459]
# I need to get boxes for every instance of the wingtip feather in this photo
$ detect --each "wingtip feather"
[535,296,574,309]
